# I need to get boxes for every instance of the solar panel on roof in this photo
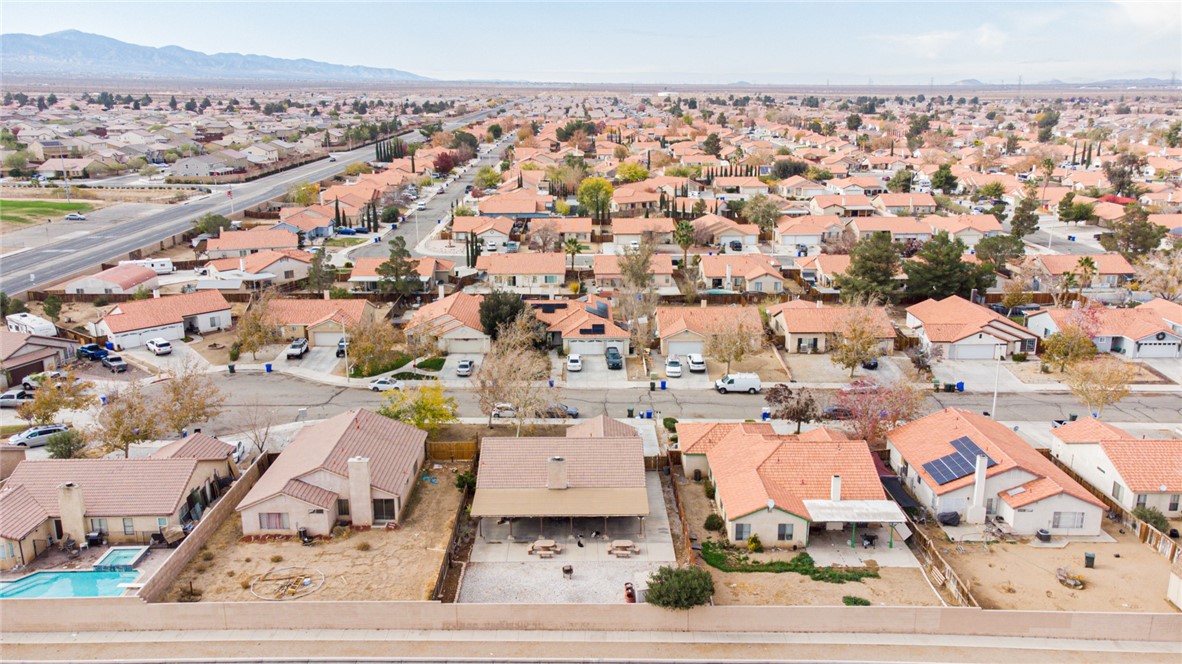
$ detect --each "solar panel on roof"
[922,436,997,485]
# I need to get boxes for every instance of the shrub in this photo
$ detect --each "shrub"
[270,555,283,563]
[240,578,252,589]
[746,533,763,553]
[704,514,725,532]
[455,470,476,493]
[201,551,215,561]
[94,297,109,307]
[644,565,714,610]
[704,480,715,500]
[663,417,678,432]
[1134,506,1170,532]
[356,541,372,552]
[699,543,878,584]
[1012,352,1027,362]
[843,595,871,606]
[229,342,241,362]
[669,433,678,443]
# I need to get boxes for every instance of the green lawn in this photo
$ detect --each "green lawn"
[325,237,366,248]
[0,200,94,225]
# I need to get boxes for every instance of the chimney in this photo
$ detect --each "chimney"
[57,482,87,545]
[239,257,245,272]
[438,283,445,299]
[152,289,160,299]
[347,456,374,527]
[830,475,842,502]
[700,298,707,308]
[966,454,989,524]
[547,457,568,490]
[725,263,732,286]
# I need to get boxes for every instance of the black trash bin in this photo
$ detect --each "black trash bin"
[1084,552,1095,568]
[627,408,634,418]
[228,364,236,374]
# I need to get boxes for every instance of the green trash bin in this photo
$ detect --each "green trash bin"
[228,364,235,374]
[627,408,634,418]
[1084,552,1095,568]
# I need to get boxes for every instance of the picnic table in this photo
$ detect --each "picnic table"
[609,540,639,557]
[529,539,561,556]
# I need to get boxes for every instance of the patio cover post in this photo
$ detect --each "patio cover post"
[850,522,856,549]
[889,525,894,548]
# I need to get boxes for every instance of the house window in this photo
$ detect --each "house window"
[284,270,294,279]
[734,523,751,541]
[373,499,397,521]
[1051,512,1085,529]
[157,517,168,529]
[986,498,996,515]
[337,499,350,516]
[1170,495,1180,512]
[777,523,794,541]
[1136,494,1148,509]
[123,518,134,535]
[258,512,289,530]
[89,518,108,534]
[1112,482,1124,501]
[104,289,113,294]
[544,275,558,284]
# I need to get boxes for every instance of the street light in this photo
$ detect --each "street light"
[990,353,1002,419]
[338,315,349,385]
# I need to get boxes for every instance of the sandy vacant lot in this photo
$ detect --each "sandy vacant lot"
[676,469,939,607]
[1009,360,1172,385]
[930,520,1176,612]
[163,462,465,602]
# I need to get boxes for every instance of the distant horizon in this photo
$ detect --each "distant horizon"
[2,0,1179,85]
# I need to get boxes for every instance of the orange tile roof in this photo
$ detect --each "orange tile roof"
[5,458,203,518]
[676,421,774,456]
[1097,439,1182,493]
[592,253,675,278]
[766,302,895,337]
[887,408,1105,507]
[100,291,230,333]
[264,298,372,327]
[476,252,565,275]
[350,256,454,280]
[407,292,485,337]
[205,229,298,252]
[0,485,49,540]
[1051,417,1133,444]
[82,264,157,290]
[906,295,1034,343]
[206,249,313,275]
[611,217,675,235]
[1038,307,1176,342]
[699,254,782,281]
[150,433,236,461]
[1034,253,1135,276]
[655,305,762,339]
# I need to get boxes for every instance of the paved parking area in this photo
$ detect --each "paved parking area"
[440,353,482,387]
[276,346,340,377]
[561,353,632,389]
[933,359,1025,394]
[649,351,712,390]
[122,340,209,374]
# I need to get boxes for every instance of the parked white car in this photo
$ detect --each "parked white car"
[665,356,683,378]
[566,354,583,372]
[686,354,707,373]
[491,403,517,418]
[369,377,404,392]
[146,338,173,356]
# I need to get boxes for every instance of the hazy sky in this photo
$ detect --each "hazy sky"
[3,1,1180,84]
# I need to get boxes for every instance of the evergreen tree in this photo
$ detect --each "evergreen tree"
[836,232,903,303]
[903,231,994,300]
[1009,183,1041,238]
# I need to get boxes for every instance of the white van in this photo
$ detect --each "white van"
[715,372,761,394]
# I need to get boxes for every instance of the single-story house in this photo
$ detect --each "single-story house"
[925,215,1004,249]
[94,291,232,349]
[712,176,770,200]
[531,296,629,355]
[204,249,314,289]
[765,300,895,354]
[774,216,844,249]
[204,228,300,259]
[795,254,852,289]
[264,299,377,347]
[475,253,566,293]
[452,216,514,245]
[238,409,426,536]
[655,304,763,356]
[809,195,876,218]
[1046,419,1182,518]
[65,264,159,295]
[777,175,828,199]
[848,217,933,243]
[348,256,454,293]
[592,253,675,290]
[692,213,760,246]
[0,455,232,570]
[676,421,774,480]
[529,217,593,245]
[611,218,675,246]
[1026,306,1182,359]
[274,207,336,239]
[906,295,1038,360]
[887,408,1107,536]
[0,329,77,390]
[1024,253,1137,290]
[406,292,489,354]
[872,193,938,216]
[697,254,784,294]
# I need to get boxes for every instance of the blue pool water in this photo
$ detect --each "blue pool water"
[93,546,148,571]
[0,570,141,599]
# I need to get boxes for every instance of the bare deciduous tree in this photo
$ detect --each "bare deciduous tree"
[1135,250,1182,302]
[159,357,227,435]
[705,322,760,374]
[473,312,552,435]
[91,381,159,458]
[615,240,660,354]
[829,304,883,377]
[1066,357,1136,417]
[237,397,278,457]
[528,221,560,252]
[236,289,284,360]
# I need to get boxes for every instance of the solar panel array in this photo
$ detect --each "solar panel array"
[922,436,997,485]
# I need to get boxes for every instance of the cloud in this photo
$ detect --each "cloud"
[974,24,1007,50]
[1108,0,1182,36]
[875,31,961,60]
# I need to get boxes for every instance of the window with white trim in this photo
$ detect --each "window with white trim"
[777,523,793,541]
[734,523,751,541]
[89,518,108,534]
[1112,482,1124,502]
[1170,495,1180,512]
[258,512,289,530]
[1051,512,1085,529]
[123,518,134,535]
[1136,494,1148,508]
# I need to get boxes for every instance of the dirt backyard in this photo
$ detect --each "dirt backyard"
[927,520,1176,612]
[1009,360,1173,385]
[163,462,466,602]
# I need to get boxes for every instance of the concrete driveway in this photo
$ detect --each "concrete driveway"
[562,353,631,389]
[649,352,712,390]
[440,353,483,387]
[278,346,341,377]
[932,359,1024,394]
[122,340,210,375]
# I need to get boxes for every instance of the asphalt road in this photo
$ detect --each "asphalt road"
[0,106,505,296]
[191,372,1182,435]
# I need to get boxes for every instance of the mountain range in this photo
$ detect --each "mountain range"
[0,30,430,82]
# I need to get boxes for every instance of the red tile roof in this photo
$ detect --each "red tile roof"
[5,458,203,518]
[100,291,230,333]
[81,264,157,290]
[151,433,236,461]
[1097,439,1182,493]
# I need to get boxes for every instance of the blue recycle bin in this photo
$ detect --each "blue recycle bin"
[265,364,272,373]
[660,380,666,390]
[105,341,115,350]
[645,410,653,419]
[956,381,965,392]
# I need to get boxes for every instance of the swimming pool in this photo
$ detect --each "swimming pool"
[93,546,149,571]
[0,570,141,599]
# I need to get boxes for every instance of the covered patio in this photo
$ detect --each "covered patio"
[802,499,910,549]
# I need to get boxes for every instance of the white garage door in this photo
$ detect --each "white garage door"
[952,343,995,360]
[568,339,605,355]
[312,331,342,347]
[448,338,486,354]
[668,341,702,357]
[1135,341,1179,358]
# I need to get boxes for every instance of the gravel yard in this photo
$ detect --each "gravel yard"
[458,560,664,603]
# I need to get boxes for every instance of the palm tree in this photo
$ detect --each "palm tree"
[563,236,584,271]
[674,220,695,270]
[1075,256,1097,300]
[1039,158,1056,204]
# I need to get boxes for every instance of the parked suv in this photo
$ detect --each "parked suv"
[146,338,172,356]
[336,338,348,358]
[287,338,309,359]
[77,344,109,361]
[102,355,129,373]
[686,354,707,373]
[8,424,70,447]
[605,347,623,370]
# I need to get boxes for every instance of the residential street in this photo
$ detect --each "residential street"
[189,372,1182,436]
[0,106,505,296]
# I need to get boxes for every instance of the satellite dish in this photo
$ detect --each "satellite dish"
[1161,485,1168,492]
[767,498,775,511]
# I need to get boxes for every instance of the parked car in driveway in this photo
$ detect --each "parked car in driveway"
[686,354,706,373]
[77,344,109,361]
[8,424,70,447]
[605,347,623,370]
[456,359,475,377]
[665,356,683,378]
[336,338,348,358]
[146,338,172,356]
[369,377,404,392]
[566,354,583,372]
[287,338,309,359]
[0,389,35,408]
[21,370,63,391]
[102,355,128,373]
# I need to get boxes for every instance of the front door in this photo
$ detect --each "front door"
[53,519,63,540]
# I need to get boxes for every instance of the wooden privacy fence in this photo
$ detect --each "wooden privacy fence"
[427,440,478,461]
[905,514,980,607]
[668,471,695,565]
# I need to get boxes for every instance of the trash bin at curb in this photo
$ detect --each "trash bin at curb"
[228,364,235,374]
[660,380,666,390]
[627,408,634,418]
[265,364,272,373]
[1084,552,1095,569]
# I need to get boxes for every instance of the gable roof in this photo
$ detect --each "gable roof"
[566,414,638,438]
[1097,439,1182,493]
[75,264,157,290]
[205,229,298,252]
[407,292,485,337]
[264,299,372,328]
[150,433,236,461]
[5,458,202,519]
[887,408,1105,508]
[766,302,895,337]
[655,305,763,339]
[238,409,426,510]
[476,252,565,275]
[676,421,775,456]
[1051,417,1133,444]
[0,485,50,540]
[906,295,1035,343]
[99,291,230,334]
[1033,253,1135,277]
